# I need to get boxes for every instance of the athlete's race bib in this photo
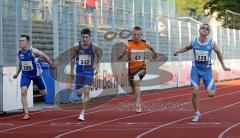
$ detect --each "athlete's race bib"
[195,50,209,61]
[21,61,34,71]
[131,50,145,61]
[78,55,91,65]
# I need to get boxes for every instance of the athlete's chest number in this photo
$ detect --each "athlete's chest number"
[131,50,145,61]
[78,55,91,65]
[195,50,209,62]
[21,61,34,71]
[197,55,207,61]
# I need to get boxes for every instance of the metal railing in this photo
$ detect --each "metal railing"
[0,0,32,66]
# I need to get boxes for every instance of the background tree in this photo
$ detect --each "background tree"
[204,0,240,29]
[175,0,209,19]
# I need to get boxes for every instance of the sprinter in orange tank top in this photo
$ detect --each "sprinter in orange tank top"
[118,26,157,113]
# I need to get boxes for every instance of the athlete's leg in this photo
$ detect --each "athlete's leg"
[192,87,200,113]
[78,72,94,121]
[20,75,31,120]
[132,69,146,113]
[128,78,135,95]
[202,67,216,97]
[128,77,142,112]
[191,66,201,121]
[75,70,85,96]
[81,85,91,115]
[21,87,29,114]
[34,75,47,96]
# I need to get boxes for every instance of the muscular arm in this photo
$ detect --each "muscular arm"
[13,60,22,78]
[213,42,231,71]
[93,44,103,65]
[32,48,53,66]
[70,43,79,74]
[146,40,157,59]
[174,42,193,56]
[118,41,128,60]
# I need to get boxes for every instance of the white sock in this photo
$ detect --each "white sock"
[133,75,140,81]
[81,110,85,115]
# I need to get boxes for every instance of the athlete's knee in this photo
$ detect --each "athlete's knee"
[21,87,28,96]
[207,90,215,97]
[133,81,140,87]
[83,85,91,92]
[40,89,47,96]
[192,87,199,96]
[83,93,90,102]
[21,93,27,98]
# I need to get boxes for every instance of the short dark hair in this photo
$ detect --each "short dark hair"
[133,26,142,31]
[20,35,30,42]
[81,28,91,36]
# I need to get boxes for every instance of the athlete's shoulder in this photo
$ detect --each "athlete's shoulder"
[208,37,215,44]
[92,42,99,47]
[191,38,198,46]
[72,42,79,50]
[73,42,79,47]
[92,43,103,52]
[31,47,39,54]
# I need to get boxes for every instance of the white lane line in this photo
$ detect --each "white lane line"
[0,85,237,134]
[54,90,240,138]
[218,122,240,138]
[137,100,240,137]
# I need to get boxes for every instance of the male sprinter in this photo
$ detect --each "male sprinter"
[118,26,157,113]
[174,24,230,122]
[13,35,54,120]
[70,28,103,121]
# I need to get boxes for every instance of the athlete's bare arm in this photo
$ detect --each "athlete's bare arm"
[93,44,103,66]
[92,44,103,74]
[69,43,78,79]
[213,41,231,71]
[13,59,22,78]
[174,42,193,56]
[118,41,128,60]
[32,48,54,68]
[146,40,157,59]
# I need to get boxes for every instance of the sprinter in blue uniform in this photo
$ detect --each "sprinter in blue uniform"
[174,24,230,122]
[70,28,103,121]
[13,35,54,120]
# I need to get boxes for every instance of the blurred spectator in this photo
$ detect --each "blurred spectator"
[102,0,111,25]
[42,0,52,21]
[187,6,196,19]
[32,0,42,20]
[156,17,166,36]
[84,0,98,25]
[78,0,86,24]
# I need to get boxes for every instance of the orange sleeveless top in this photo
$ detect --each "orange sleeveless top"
[127,40,147,72]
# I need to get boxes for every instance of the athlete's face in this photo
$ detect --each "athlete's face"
[132,30,142,42]
[19,37,29,49]
[81,34,90,46]
[200,25,210,36]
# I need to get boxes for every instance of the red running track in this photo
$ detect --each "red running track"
[0,80,240,138]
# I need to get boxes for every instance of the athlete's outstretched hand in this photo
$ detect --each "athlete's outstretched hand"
[50,62,57,69]
[173,50,178,56]
[223,66,231,71]
[94,64,99,75]
[13,73,18,79]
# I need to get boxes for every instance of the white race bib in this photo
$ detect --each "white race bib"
[195,50,209,61]
[21,61,34,71]
[78,55,91,65]
[131,50,145,61]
